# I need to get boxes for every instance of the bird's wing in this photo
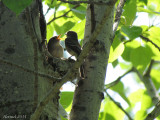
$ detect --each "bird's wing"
[65,38,82,56]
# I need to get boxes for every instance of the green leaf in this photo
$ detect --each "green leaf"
[121,26,142,39]
[142,27,160,60]
[104,113,115,120]
[135,110,146,120]
[52,8,80,35]
[47,23,54,41]
[98,112,104,120]
[138,0,148,5]
[70,19,86,40]
[112,59,118,68]
[54,21,75,35]
[151,69,160,89]
[128,89,151,107]
[59,92,74,109]
[141,25,149,32]
[147,27,160,46]
[148,0,160,12]
[60,116,68,120]
[71,5,86,20]
[102,97,125,120]
[122,40,141,61]
[137,7,160,15]
[119,62,132,69]
[111,81,130,105]
[109,37,124,63]
[122,0,137,25]
[45,0,57,8]
[121,46,133,61]
[141,91,152,110]
[128,89,152,119]
[130,46,153,73]
[2,0,33,15]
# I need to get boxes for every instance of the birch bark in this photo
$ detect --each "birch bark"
[70,0,114,119]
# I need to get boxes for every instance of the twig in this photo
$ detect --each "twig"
[45,8,51,16]
[133,67,160,104]
[105,91,133,120]
[123,39,133,44]
[143,59,154,77]
[145,101,160,120]
[154,60,160,64]
[0,58,60,81]
[47,5,80,25]
[58,0,114,5]
[44,0,54,16]
[45,2,62,16]
[140,35,160,51]
[105,67,133,89]
[31,0,117,119]
[113,0,126,35]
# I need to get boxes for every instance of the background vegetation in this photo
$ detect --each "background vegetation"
[1,0,160,119]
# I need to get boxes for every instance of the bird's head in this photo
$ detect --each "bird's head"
[66,31,78,39]
[56,34,62,41]
[49,34,62,43]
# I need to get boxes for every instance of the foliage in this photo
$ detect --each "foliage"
[2,0,33,15]
[2,0,160,119]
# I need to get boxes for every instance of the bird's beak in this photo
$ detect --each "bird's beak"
[57,34,62,40]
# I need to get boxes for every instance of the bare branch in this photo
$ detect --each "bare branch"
[113,0,126,35]
[105,67,133,89]
[105,91,133,120]
[45,7,51,16]
[123,39,134,44]
[0,58,60,81]
[31,0,117,119]
[47,5,80,25]
[58,0,114,5]
[154,60,160,64]
[145,101,160,120]
[133,67,160,104]
[144,59,154,77]
[44,0,54,16]
[140,35,160,51]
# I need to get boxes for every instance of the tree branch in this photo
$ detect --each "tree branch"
[105,67,133,89]
[105,91,133,120]
[145,101,160,120]
[133,67,160,105]
[113,0,126,35]
[44,0,54,16]
[144,59,154,77]
[58,0,114,5]
[140,35,160,51]
[142,60,160,120]
[47,5,80,25]
[31,0,117,119]
[0,58,61,81]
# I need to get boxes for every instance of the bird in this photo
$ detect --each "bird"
[65,31,85,78]
[47,35,64,58]
[65,31,82,58]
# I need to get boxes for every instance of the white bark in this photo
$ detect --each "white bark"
[70,0,114,120]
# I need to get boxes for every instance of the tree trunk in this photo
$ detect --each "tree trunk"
[0,1,60,119]
[70,0,114,120]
